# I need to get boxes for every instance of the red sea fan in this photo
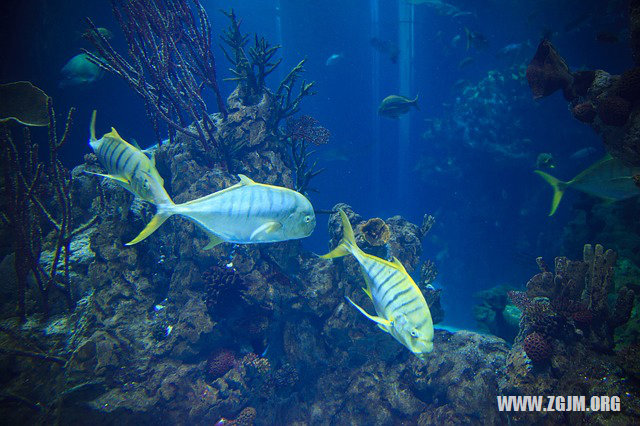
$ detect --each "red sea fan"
[207,348,237,378]
[526,39,573,99]
[286,115,330,145]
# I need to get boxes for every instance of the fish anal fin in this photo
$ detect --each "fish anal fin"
[250,221,281,241]
[238,174,256,185]
[84,170,129,184]
[377,323,389,333]
[346,296,391,329]
[203,233,225,250]
[362,286,373,301]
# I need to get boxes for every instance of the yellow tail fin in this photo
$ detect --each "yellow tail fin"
[125,204,174,245]
[534,170,568,216]
[319,209,358,259]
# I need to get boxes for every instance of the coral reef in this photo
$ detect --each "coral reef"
[526,36,640,166]
[501,244,639,424]
[358,217,391,246]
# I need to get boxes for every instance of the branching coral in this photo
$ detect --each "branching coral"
[84,0,226,147]
[0,97,97,319]
[220,9,315,127]
[284,115,329,194]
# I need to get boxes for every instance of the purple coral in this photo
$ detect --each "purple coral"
[523,332,551,363]
[285,115,330,145]
[207,348,237,378]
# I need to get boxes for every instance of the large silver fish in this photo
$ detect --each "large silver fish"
[320,210,434,360]
[127,175,316,247]
[535,154,640,215]
[87,110,172,205]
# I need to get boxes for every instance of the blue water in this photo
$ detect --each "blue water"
[1,0,631,328]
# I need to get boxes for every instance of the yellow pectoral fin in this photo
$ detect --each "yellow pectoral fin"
[250,221,281,241]
[362,286,373,301]
[84,170,130,184]
[203,233,225,250]
[391,256,408,273]
[346,296,392,329]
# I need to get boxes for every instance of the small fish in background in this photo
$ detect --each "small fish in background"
[87,111,172,205]
[535,154,640,216]
[535,152,556,170]
[596,31,619,44]
[370,37,399,63]
[325,53,344,66]
[406,0,472,18]
[320,210,434,360]
[465,27,488,51]
[569,147,597,161]
[378,94,419,119]
[127,174,316,247]
[59,53,104,88]
[450,34,462,48]
[564,10,592,33]
[81,27,113,41]
[496,41,531,59]
[458,57,474,68]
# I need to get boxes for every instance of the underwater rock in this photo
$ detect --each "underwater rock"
[571,102,597,123]
[473,285,519,342]
[597,96,632,126]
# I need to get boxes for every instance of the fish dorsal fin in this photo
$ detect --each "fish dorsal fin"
[392,256,408,273]
[105,127,125,142]
[203,232,225,250]
[130,138,141,149]
[346,296,392,329]
[250,221,282,241]
[238,174,256,185]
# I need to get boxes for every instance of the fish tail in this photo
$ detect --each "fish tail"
[90,110,97,141]
[534,170,568,216]
[125,202,175,246]
[412,94,420,110]
[319,209,359,259]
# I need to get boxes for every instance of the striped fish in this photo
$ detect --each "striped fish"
[320,210,434,360]
[88,110,172,205]
[127,174,316,247]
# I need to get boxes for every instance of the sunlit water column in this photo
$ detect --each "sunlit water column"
[398,1,414,204]
[370,0,381,209]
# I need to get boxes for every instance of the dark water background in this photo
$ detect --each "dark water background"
[0,0,632,328]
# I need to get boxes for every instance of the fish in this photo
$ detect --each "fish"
[535,152,555,170]
[596,31,619,44]
[406,0,470,18]
[325,53,344,66]
[535,154,640,216]
[127,174,316,247]
[378,94,419,119]
[320,210,434,360]
[458,57,474,68]
[59,53,104,87]
[569,147,597,161]
[465,27,488,51]
[370,37,399,63]
[87,110,172,205]
[82,27,114,41]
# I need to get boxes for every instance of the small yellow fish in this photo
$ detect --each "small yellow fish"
[378,94,419,119]
[320,210,434,360]
[88,110,172,205]
[128,175,316,247]
[535,154,640,216]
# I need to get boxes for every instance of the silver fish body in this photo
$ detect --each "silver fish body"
[127,175,316,247]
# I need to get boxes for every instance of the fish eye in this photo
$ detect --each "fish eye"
[410,330,418,338]
[304,215,312,223]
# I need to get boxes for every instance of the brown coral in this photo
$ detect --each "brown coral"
[359,217,391,246]
[523,332,551,362]
[615,67,640,102]
[224,407,257,426]
[203,265,245,313]
[207,348,237,378]
[571,102,597,123]
[597,96,631,126]
[526,39,573,99]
